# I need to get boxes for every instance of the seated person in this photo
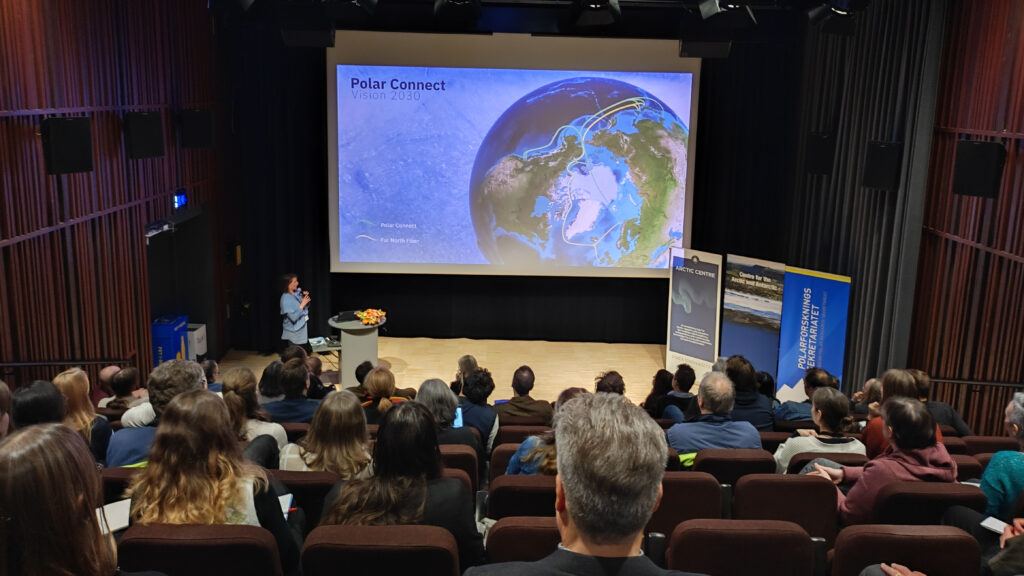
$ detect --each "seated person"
[757,371,779,409]
[98,367,147,410]
[495,365,554,425]
[465,392,706,576]
[106,360,205,467]
[281,345,334,400]
[0,423,167,576]
[416,378,483,469]
[91,364,120,406]
[641,369,674,419]
[128,390,299,575]
[665,371,761,456]
[460,368,499,453]
[53,367,112,464]
[912,368,973,436]
[201,359,222,393]
[944,506,1024,576]
[222,367,288,449]
[361,366,407,425]
[773,366,839,422]
[809,397,956,525]
[450,354,479,396]
[773,387,865,473]
[264,358,321,424]
[507,387,589,475]
[11,380,65,429]
[727,355,773,431]
[852,377,882,415]
[257,360,285,405]
[321,402,484,570]
[594,370,625,395]
[279,389,372,479]
[863,369,943,459]
[351,359,416,402]
[658,363,698,423]
[978,393,1024,521]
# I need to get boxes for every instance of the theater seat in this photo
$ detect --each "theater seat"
[490,443,521,485]
[486,516,560,563]
[494,425,550,448]
[441,467,472,494]
[101,466,140,504]
[950,454,983,482]
[303,524,459,576]
[941,436,968,455]
[785,451,868,475]
[487,474,556,519]
[760,431,793,453]
[874,481,987,525]
[646,471,720,536]
[440,444,478,492]
[497,413,551,426]
[118,524,282,576]
[734,473,838,547]
[693,449,775,486]
[267,469,342,529]
[830,524,979,576]
[280,422,309,443]
[667,519,814,576]
[962,435,1019,456]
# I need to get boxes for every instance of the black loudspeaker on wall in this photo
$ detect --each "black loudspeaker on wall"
[124,112,165,159]
[953,140,1006,199]
[180,109,214,148]
[41,116,93,175]
[862,141,903,190]
[806,132,836,175]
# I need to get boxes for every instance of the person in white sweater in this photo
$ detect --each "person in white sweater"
[774,386,866,473]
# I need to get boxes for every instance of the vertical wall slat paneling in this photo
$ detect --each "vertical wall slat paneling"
[0,0,222,387]
[910,0,1024,436]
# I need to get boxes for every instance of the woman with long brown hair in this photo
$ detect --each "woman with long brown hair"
[361,365,406,425]
[222,367,288,449]
[128,390,299,574]
[0,423,163,576]
[53,367,112,464]
[279,389,372,478]
[321,401,483,569]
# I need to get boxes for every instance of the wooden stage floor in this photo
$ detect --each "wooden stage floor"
[219,337,667,406]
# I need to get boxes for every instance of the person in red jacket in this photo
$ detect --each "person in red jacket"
[810,396,957,525]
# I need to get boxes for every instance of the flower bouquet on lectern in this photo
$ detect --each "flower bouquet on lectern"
[355,309,386,326]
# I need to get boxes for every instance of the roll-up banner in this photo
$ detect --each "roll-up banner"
[666,248,723,382]
[775,266,851,403]
[720,255,785,379]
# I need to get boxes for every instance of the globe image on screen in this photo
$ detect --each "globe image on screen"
[469,77,688,268]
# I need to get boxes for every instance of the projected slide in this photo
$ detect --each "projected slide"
[336,65,692,271]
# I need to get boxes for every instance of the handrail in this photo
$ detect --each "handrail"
[931,378,1024,390]
[0,358,137,369]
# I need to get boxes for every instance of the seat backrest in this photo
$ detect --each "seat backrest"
[693,449,775,486]
[773,419,818,433]
[938,424,959,437]
[439,444,478,492]
[874,481,987,525]
[490,443,521,484]
[267,469,342,528]
[486,516,560,563]
[759,431,793,453]
[118,524,282,576]
[734,473,838,547]
[951,454,983,482]
[494,425,551,448]
[831,524,979,576]
[962,435,1019,455]
[667,519,813,576]
[303,524,459,576]
[785,451,868,475]
[975,452,995,473]
[941,436,968,454]
[646,471,720,536]
[487,474,556,519]
[655,418,677,430]
[497,413,551,426]
[441,467,472,493]
[280,422,310,443]
[102,466,140,504]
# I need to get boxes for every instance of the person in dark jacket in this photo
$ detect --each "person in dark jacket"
[726,355,773,431]
[911,369,973,436]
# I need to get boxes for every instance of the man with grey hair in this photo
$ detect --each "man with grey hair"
[106,359,205,466]
[665,371,760,455]
[466,393,705,576]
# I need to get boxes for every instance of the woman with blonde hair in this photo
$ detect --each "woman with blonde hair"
[279,390,372,478]
[53,367,112,464]
[0,423,163,576]
[362,366,406,425]
[128,390,299,574]
[222,367,288,449]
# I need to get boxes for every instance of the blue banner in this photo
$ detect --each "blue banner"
[775,267,851,403]
[666,248,722,378]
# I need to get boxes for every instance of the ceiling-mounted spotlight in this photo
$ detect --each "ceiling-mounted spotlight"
[698,0,724,20]
[569,0,621,30]
[808,0,870,21]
